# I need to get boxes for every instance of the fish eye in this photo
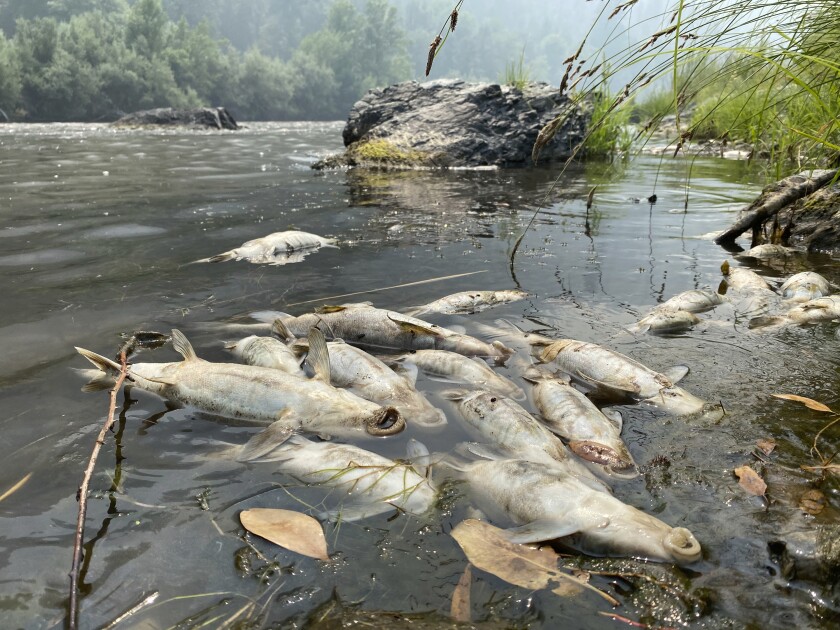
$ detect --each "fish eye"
[490,397,497,402]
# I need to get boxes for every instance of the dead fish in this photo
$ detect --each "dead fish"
[260,305,514,363]
[404,289,529,316]
[76,328,403,439]
[656,288,724,313]
[193,230,337,264]
[779,272,832,302]
[226,324,304,377]
[394,349,525,400]
[628,308,700,335]
[449,458,702,565]
[444,389,608,491]
[750,295,840,329]
[524,369,638,479]
[538,339,707,416]
[237,434,436,522]
[720,260,774,293]
[737,243,796,260]
[720,260,780,316]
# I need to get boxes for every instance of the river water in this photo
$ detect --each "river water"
[0,122,838,629]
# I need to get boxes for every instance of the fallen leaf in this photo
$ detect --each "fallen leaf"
[756,439,776,456]
[450,519,618,606]
[772,394,833,413]
[450,563,472,622]
[799,489,827,515]
[734,466,767,497]
[240,508,329,561]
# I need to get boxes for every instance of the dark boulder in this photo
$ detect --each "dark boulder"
[313,79,589,169]
[113,107,239,130]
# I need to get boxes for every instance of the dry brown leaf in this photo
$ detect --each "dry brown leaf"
[450,519,619,606]
[756,439,776,456]
[799,489,827,515]
[240,508,329,561]
[734,466,767,497]
[450,563,472,622]
[772,394,833,413]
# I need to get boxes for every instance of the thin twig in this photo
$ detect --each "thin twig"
[69,350,129,630]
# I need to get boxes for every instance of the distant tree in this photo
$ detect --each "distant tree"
[0,31,21,113]
[125,0,168,59]
[231,48,294,120]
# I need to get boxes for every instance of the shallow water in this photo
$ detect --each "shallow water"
[0,122,838,629]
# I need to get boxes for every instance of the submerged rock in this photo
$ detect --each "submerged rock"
[313,79,589,169]
[113,106,239,130]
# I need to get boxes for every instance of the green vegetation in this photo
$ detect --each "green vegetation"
[350,139,429,165]
[501,49,530,90]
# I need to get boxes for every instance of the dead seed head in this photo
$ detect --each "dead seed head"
[426,36,442,77]
[449,10,458,31]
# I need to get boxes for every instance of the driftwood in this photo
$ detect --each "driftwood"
[715,168,839,247]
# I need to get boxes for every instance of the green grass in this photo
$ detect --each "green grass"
[501,49,531,90]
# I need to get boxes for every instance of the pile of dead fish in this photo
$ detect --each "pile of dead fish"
[73,230,838,567]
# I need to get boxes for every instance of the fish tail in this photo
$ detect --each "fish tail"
[73,368,116,392]
[250,310,291,323]
[75,347,121,374]
[192,251,236,264]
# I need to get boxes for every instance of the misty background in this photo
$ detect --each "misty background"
[0,0,670,122]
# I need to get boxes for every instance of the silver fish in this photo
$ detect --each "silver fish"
[750,295,840,329]
[628,308,700,335]
[538,339,707,416]
[193,230,337,264]
[226,334,304,376]
[720,260,774,293]
[452,458,702,565]
[525,369,637,479]
[720,260,780,317]
[779,272,831,302]
[404,289,529,316]
[270,304,514,362]
[395,349,525,400]
[76,329,403,439]
[738,243,796,260]
[656,289,724,313]
[238,434,436,522]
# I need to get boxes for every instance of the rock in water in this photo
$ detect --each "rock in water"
[313,79,589,169]
[113,107,239,130]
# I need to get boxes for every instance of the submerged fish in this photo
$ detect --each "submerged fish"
[525,369,637,479]
[538,339,707,416]
[237,433,436,522]
[750,295,840,329]
[656,288,724,314]
[193,230,337,264]
[394,349,525,400]
[263,304,514,362]
[449,458,702,565]
[76,329,404,439]
[628,308,700,335]
[404,289,529,316]
[737,244,796,260]
[779,272,832,302]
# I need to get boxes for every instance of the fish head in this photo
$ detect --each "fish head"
[643,385,706,416]
[568,440,638,479]
[364,406,405,436]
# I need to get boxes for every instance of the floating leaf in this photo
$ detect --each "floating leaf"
[734,466,767,497]
[450,519,618,606]
[756,439,776,456]
[772,394,833,413]
[799,489,827,515]
[240,508,329,561]
[450,563,472,623]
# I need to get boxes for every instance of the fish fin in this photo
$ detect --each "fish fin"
[75,347,121,374]
[406,438,431,477]
[400,306,424,317]
[395,361,418,386]
[575,370,639,396]
[388,315,443,337]
[315,304,348,314]
[501,519,588,544]
[270,318,295,342]
[662,365,689,384]
[601,408,623,432]
[143,375,177,386]
[522,366,551,383]
[439,388,471,402]
[75,368,116,392]
[250,310,291,323]
[237,414,298,462]
[748,315,786,329]
[171,329,199,362]
[720,260,730,276]
[193,250,237,264]
[456,441,505,461]
[320,501,394,523]
[305,327,331,382]
[223,341,238,351]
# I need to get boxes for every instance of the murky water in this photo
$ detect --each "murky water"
[0,122,838,629]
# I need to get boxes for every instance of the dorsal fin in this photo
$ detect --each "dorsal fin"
[271,318,295,342]
[601,408,623,432]
[305,327,331,382]
[315,304,347,314]
[387,314,442,337]
[661,365,689,384]
[171,329,199,361]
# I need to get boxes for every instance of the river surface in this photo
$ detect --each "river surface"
[0,122,838,629]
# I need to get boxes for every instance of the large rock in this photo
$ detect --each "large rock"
[313,79,588,169]
[113,107,239,130]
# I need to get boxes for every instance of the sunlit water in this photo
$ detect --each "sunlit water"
[0,122,838,629]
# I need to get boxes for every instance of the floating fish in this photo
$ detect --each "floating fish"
[524,369,637,479]
[538,338,707,416]
[193,230,337,264]
[226,322,304,376]
[720,260,780,316]
[737,243,796,260]
[779,272,832,302]
[750,295,840,329]
[404,289,529,316]
[448,458,702,565]
[656,288,724,314]
[628,308,700,335]
[76,328,403,439]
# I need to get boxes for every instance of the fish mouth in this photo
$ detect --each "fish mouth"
[569,440,634,470]
[664,527,702,565]
[365,407,405,436]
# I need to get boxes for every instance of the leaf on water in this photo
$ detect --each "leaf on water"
[450,563,472,623]
[771,394,833,413]
[799,489,827,515]
[240,508,329,561]
[756,438,776,456]
[734,466,767,497]
[450,519,619,606]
